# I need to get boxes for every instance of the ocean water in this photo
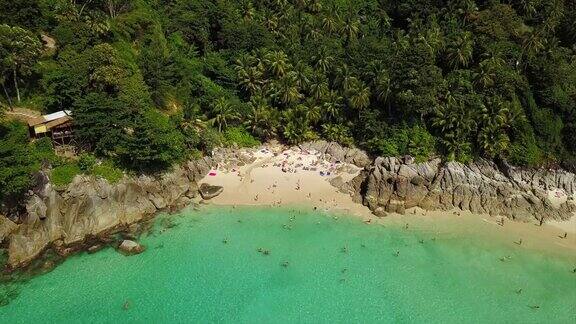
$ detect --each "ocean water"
[1,206,575,323]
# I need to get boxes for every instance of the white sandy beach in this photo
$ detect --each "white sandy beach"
[200,144,374,218]
[199,144,576,252]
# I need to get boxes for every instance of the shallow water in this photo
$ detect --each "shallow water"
[1,206,575,323]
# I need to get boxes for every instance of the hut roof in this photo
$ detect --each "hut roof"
[45,116,72,129]
[43,110,72,123]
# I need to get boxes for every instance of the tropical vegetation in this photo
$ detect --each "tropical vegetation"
[1,0,576,206]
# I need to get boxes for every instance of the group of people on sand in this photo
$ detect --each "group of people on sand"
[264,149,344,176]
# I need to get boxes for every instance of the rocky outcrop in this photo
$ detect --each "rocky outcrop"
[199,184,223,200]
[3,157,217,268]
[339,156,576,222]
[0,216,17,244]
[0,146,276,269]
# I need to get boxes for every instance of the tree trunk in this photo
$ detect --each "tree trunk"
[13,69,20,104]
[1,82,14,110]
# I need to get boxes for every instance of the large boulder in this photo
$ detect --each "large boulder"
[199,183,224,200]
[118,240,144,255]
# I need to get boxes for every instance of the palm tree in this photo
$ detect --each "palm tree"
[273,0,288,7]
[372,70,391,103]
[374,7,391,36]
[293,0,309,10]
[348,82,371,111]
[321,13,339,35]
[264,50,290,78]
[474,57,504,89]
[308,0,322,13]
[308,73,329,101]
[300,12,315,41]
[312,48,334,74]
[431,94,479,160]
[292,61,311,89]
[261,11,279,35]
[522,30,546,60]
[211,98,239,132]
[240,1,256,22]
[235,55,264,96]
[445,31,474,69]
[477,121,510,159]
[282,106,312,144]
[322,90,343,122]
[302,99,321,125]
[271,72,302,106]
[335,64,356,92]
[236,66,264,96]
[245,96,278,140]
[340,16,360,46]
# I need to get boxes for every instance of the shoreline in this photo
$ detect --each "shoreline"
[199,144,576,255]
[3,141,576,270]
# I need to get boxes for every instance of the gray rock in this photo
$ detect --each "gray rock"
[199,183,224,200]
[3,158,216,268]
[118,240,144,255]
[341,156,576,222]
[0,216,17,243]
[87,244,103,254]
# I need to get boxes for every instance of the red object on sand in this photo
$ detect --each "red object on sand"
[209,171,217,176]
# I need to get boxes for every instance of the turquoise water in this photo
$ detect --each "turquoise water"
[1,206,575,323]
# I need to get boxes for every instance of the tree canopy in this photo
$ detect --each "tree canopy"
[1,0,576,203]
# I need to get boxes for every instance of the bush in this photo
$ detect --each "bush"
[199,127,225,153]
[365,138,400,157]
[0,121,40,201]
[78,153,97,172]
[407,125,436,162]
[50,163,81,187]
[322,124,354,146]
[223,127,260,147]
[509,139,543,167]
[33,138,58,165]
[509,118,544,167]
[364,124,435,161]
[92,161,124,184]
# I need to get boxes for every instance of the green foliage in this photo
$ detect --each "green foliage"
[92,161,123,184]
[364,125,436,162]
[116,109,186,171]
[322,124,354,147]
[199,127,225,153]
[407,125,436,162]
[224,127,260,148]
[509,137,544,167]
[1,0,576,208]
[78,153,124,183]
[0,121,39,201]
[32,138,58,165]
[50,163,81,188]
[0,24,42,106]
[78,153,97,172]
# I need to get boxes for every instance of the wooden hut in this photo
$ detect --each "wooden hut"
[28,110,75,145]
